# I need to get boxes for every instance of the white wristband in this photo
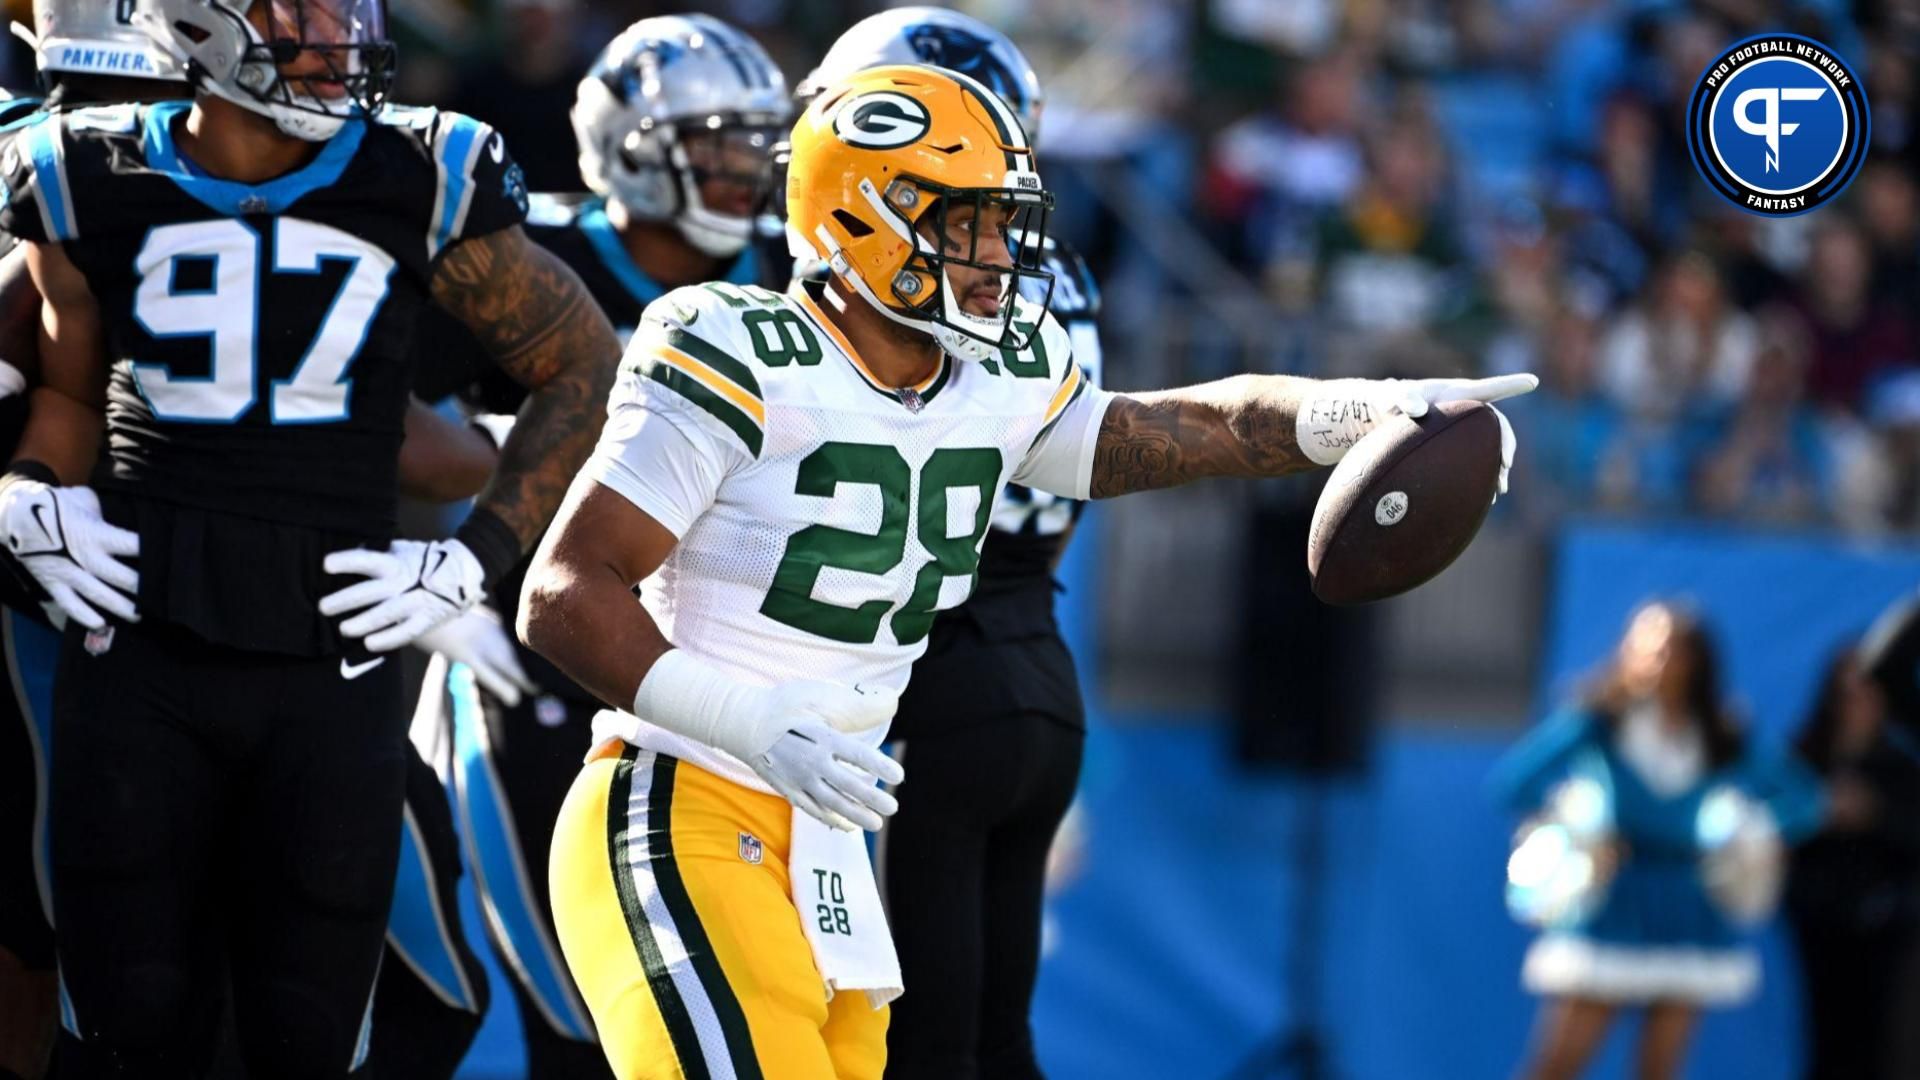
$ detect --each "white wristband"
[631,649,782,761]
[1294,379,1401,466]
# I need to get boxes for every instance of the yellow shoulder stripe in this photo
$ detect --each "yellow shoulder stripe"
[657,345,768,426]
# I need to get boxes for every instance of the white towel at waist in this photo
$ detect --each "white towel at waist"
[788,808,901,1009]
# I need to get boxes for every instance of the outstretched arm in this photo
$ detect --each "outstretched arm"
[429,225,621,557]
[1088,376,1318,498]
[1087,373,1537,499]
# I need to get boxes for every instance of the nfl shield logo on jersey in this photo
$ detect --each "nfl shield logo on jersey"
[738,832,764,865]
[83,625,115,656]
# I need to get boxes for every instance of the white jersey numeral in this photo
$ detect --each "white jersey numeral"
[130,218,396,424]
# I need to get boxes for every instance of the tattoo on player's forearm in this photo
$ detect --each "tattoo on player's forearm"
[431,227,620,546]
[1087,376,1316,498]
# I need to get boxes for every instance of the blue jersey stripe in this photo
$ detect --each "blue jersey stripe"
[432,116,485,257]
[25,118,75,241]
[449,664,595,1041]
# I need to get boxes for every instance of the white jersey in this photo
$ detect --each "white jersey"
[582,279,1113,791]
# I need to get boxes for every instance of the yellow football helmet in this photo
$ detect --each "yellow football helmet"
[786,63,1053,359]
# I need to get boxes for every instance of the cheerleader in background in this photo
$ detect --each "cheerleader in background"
[1491,601,1826,1080]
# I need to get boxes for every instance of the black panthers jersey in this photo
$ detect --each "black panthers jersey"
[981,235,1104,588]
[0,101,528,653]
[410,193,771,700]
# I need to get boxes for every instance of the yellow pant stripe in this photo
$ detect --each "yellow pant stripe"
[608,748,763,1080]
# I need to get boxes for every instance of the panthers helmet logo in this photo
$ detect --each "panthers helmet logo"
[831,91,931,149]
[904,24,1030,121]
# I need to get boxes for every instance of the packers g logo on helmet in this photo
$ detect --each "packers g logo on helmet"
[787,64,1055,362]
[832,92,932,149]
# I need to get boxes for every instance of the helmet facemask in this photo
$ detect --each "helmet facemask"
[610,113,783,257]
[571,15,791,259]
[234,0,393,139]
[138,0,395,142]
[845,174,1054,359]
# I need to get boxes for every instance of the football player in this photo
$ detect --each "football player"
[0,0,620,1075]
[794,12,1099,1077]
[523,64,1536,1077]
[396,15,788,1078]
[0,9,191,1078]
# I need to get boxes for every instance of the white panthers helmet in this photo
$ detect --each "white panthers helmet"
[31,0,185,85]
[798,7,1043,142]
[132,0,394,142]
[572,14,789,259]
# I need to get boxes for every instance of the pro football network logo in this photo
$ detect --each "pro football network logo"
[1687,34,1869,217]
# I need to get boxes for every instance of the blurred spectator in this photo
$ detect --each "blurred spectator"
[1599,250,1755,415]
[1692,309,1833,524]
[1492,602,1825,1080]
[1784,214,1916,411]
[1309,96,1466,341]
[1204,50,1367,280]
[1787,647,1920,1080]
[450,0,592,192]
[1867,371,1920,531]
[1856,160,1920,307]
[1502,306,1622,523]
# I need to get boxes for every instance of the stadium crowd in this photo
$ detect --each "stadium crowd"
[235,0,1919,536]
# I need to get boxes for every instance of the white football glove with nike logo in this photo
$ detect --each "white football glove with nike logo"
[632,650,905,832]
[0,479,139,629]
[1296,373,1538,495]
[320,538,486,653]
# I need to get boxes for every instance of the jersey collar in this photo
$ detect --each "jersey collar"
[580,200,762,309]
[792,280,951,408]
[142,100,367,216]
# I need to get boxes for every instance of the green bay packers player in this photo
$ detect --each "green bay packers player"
[523,64,1535,1078]
[793,11,1102,1077]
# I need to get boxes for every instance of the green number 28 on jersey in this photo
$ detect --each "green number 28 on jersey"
[760,441,1002,646]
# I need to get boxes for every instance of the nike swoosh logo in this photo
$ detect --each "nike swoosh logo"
[429,550,449,580]
[488,133,504,164]
[340,656,386,680]
[29,503,54,544]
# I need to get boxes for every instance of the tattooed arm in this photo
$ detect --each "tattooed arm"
[1086,373,1539,499]
[1088,376,1320,498]
[429,225,621,554]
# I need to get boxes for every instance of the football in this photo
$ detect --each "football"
[1306,399,1503,605]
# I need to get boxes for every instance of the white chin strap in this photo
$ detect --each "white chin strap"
[676,207,752,258]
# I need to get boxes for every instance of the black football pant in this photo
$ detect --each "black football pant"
[48,619,406,1079]
[878,714,1082,1080]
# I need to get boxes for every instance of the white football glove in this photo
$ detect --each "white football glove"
[413,605,535,707]
[632,650,904,832]
[0,479,139,629]
[746,685,904,832]
[1297,373,1537,495]
[320,538,486,653]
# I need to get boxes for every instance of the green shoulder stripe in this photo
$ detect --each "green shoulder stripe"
[664,327,764,401]
[639,358,765,458]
